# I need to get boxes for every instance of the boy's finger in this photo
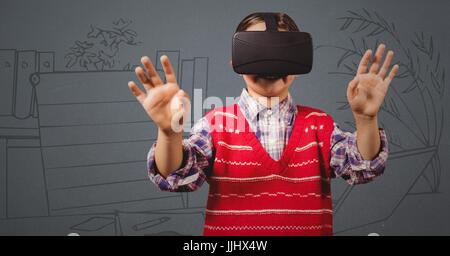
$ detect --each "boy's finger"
[160,55,177,84]
[369,44,386,74]
[357,50,372,74]
[347,77,359,100]
[128,81,146,104]
[176,90,192,115]
[384,64,399,87]
[141,56,163,86]
[176,89,190,101]
[378,50,394,79]
[135,67,153,91]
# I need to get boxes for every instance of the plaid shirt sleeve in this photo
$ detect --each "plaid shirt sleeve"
[330,123,389,185]
[147,117,213,192]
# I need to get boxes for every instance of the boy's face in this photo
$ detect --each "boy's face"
[236,21,297,98]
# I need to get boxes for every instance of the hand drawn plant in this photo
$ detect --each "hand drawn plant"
[317,9,445,194]
[65,18,141,71]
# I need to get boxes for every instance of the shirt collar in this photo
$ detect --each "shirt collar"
[237,88,297,123]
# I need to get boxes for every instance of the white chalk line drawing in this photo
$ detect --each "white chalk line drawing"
[316,8,445,234]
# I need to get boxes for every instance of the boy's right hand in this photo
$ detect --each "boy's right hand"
[128,55,190,136]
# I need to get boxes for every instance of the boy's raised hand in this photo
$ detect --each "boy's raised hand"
[128,55,190,135]
[347,44,399,120]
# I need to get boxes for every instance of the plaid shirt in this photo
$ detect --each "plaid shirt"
[147,89,389,191]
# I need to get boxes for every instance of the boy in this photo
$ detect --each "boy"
[127,12,398,236]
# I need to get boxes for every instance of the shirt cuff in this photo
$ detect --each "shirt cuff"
[347,128,389,173]
[147,140,196,192]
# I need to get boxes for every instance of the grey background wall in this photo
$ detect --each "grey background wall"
[0,0,449,235]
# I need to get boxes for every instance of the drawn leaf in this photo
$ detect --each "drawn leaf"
[343,64,355,72]
[124,29,138,37]
[64,54,77,68]
[403,81,417,93]
[396,69,410,78]
[442,69,446,84]
[75,40,93,49]
[368,27,385,36]
[349,38,358,51]
[431,71,442,94]
[429,36,434,60]
[390,97,401,117]
[113,18,127,27]
[434,52,440,72]
[374,11,390,30]
[354,20,371,33]
[362,8,372,19]
[340,18,353,30]
[373,38,380,50]
[337,50,354,67]
[348,10,362,18]
[87,25,101,38]
[362,38,368,49]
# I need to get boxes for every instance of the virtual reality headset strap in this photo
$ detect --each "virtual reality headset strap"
[261,12,278,32]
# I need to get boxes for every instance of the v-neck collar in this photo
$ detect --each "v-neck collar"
[235,104,306,176]
[237,89,298,161]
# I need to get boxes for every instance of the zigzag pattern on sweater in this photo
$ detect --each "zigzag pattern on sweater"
[209,174,326,183]
[214,158,261,166]
[204,224,333,231]
[205,208,333,215]
[208,192,332,199]
[287,159,319,168]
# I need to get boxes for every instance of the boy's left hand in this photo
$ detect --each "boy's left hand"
[347,44,399,120]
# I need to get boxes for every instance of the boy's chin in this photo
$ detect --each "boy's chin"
[246,77,289,97]
[243,74,292,97]
[251,75,287,86]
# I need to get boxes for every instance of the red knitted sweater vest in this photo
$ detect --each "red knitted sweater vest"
[203,104,334,236]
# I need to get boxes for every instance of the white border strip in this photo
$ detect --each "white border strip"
[305,112,328,119]
[214,111,238,119]
[294,142,323,152]
[218,141,253,151]
[209,174,326,183]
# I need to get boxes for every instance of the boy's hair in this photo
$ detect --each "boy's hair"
[235,12,300,33]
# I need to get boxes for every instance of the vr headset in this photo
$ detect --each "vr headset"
[232,12,313,78]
